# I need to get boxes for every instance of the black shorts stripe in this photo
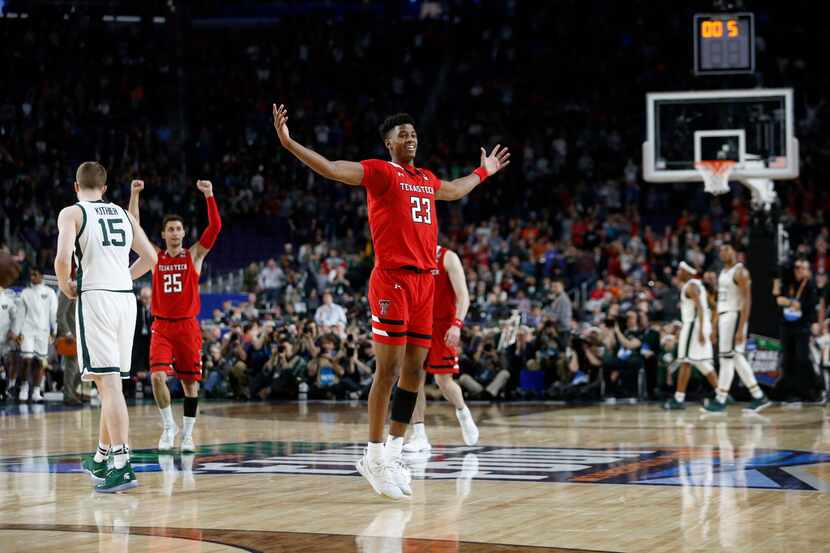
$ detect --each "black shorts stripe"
[429,364,455,369]
[380,330,407,338]
[683,320,695,359]
[151,362,173,368]
[731,313,740,351]
[407,331,432,341]
[441,356,456,360]
[373,316,405,326]
[83,366,122,374]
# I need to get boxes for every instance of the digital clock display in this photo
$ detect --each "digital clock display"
[694,13,755,75]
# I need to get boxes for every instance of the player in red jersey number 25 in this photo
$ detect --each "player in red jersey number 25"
[273,103,509,499]
[129,179,221,453]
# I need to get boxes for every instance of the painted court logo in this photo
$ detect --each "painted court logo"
[1,442,828,492]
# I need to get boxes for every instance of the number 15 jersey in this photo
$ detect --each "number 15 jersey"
[152,249,200,319]
[74,201,134,293]
[360,159,442,271]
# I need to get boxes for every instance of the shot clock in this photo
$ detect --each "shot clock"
[694,13,755,75]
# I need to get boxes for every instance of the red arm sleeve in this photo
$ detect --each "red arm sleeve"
[198,195,222,249]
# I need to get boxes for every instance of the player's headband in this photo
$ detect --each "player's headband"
[679,261,697,275]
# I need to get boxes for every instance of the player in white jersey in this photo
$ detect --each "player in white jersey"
[54,161,157,493]
[0,285,19,399]
[12,269,57,402]
[703,243,771,414]
[664,262,720,410]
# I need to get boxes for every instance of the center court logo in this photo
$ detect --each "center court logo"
[1,442,828,492]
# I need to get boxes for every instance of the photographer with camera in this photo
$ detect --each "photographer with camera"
[222,325,249,399]
[255,339,308,400]
[457,336,511,400]
[296,321,320,360]
[601,310,643,397]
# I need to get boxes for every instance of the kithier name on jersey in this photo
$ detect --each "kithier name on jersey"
[93,206,121,216]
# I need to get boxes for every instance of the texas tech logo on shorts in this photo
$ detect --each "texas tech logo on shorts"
[379,300,392,317]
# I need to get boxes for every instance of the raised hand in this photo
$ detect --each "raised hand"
[479,144,511,177]
[131,180,144,193]
[196,180,213,197]
[273,103,291,146]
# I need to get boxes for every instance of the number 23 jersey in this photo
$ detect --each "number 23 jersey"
[151,249,200,319]
[360,159,442,271]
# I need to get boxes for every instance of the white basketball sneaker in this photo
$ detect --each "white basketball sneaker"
[387,456,412,496]
[158,424,178,451]
[456,406,479,446]
[18,383,29,402]
[356,450,405,500]
[30,387,44,403]
[403,434,431,453]
[180,435,195,453]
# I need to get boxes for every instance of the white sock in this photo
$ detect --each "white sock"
[456,405,470,417]
[8,378,16,386]
[735,354,763,399]
[412,422,427,439]
[160,405,175,428]
[674,392,685,403]
[112,444,129,469]
[33,385,40,393]
[367,442,384,464]
[182,416,196,439]
[20,382,28,391]
[385,435,404,460]
[717,357,735,403]
[94,442,110,463]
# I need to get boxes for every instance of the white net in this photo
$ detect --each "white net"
[695,160,736,195]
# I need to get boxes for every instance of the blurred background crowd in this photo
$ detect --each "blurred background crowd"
[1,1,829,404]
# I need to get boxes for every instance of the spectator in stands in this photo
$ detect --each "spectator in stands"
[546,279,572,349]
[258,259,285,303]
[314,291,347,333]
[602,310,643,397]
[501,325,537,391]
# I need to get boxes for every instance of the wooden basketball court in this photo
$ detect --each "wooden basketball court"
[1,400,829,552]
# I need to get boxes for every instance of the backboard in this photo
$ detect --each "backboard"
[643,88,798,183]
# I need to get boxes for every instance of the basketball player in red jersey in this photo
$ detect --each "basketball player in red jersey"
[128,179,221,452]
[273,103,509,499]
[404,245,478,452]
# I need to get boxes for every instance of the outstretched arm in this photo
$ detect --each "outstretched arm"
[437,144,510,201]
[273,103,364,186]
[191,180,222,272]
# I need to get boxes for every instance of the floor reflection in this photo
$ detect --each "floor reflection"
[355,453,479,553]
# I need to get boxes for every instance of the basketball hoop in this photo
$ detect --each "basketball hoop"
[695,160,736,195]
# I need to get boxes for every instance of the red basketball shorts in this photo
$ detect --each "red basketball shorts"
[368,268,434,348]
[425,318,460,375]
[149,318,203,381]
